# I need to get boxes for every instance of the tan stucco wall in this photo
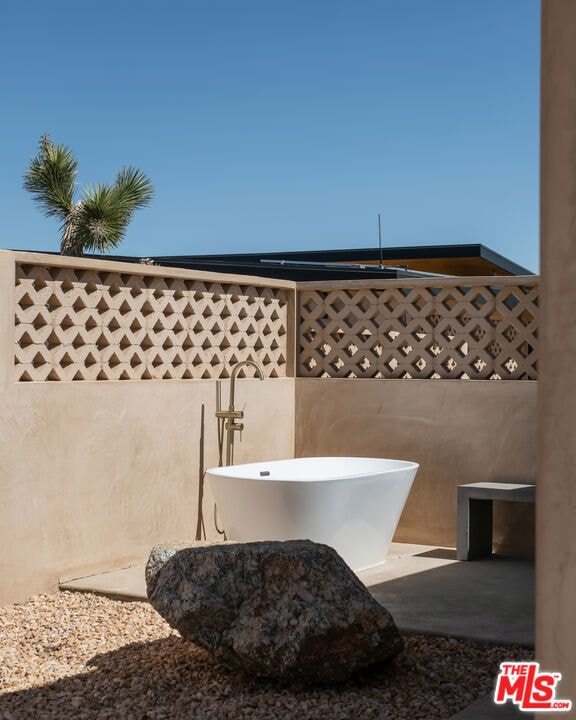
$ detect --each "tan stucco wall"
[295,378,536,553]
[0,247,538,606]
[0,250,296,606]
[538,0,576,706]
[0,336,294,605]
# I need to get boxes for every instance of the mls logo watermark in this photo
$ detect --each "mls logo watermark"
[494,662,572,712]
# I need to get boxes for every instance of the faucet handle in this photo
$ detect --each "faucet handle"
[216,410,244,419]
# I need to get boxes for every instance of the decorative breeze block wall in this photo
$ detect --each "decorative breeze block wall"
[14,264,290,381]
[298,280,538,380]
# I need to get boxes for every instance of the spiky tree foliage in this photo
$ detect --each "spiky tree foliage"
[23,135,154,256]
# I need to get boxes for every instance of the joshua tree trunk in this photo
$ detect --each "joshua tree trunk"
[60,214,83,256]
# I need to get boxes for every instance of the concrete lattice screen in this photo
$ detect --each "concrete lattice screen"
[13,258,538,382]
[14,262,292,382]
[298,278,538,380]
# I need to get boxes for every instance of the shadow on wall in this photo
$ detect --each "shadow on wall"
[493,502,535,557]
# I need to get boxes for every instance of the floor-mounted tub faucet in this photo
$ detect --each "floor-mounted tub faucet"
[216,360,264,466]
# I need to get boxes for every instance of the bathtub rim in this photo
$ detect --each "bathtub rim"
[205,456,420,483]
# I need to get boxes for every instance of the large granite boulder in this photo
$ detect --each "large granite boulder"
[146,539,403,683]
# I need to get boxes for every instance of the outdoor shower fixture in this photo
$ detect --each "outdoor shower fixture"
[216,360,264,466]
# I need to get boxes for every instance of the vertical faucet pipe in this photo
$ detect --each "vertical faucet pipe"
[226,360,265,466]
[216,381,225,466]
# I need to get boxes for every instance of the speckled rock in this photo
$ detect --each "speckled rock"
[145,539,404,683]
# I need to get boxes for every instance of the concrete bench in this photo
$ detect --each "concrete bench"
[457,482,536,561]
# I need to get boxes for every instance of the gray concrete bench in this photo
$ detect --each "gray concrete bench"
[457,482,536,561]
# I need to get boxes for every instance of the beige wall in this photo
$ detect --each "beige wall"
[295,378,536,553]
[0,377,294,605]
[538,0,576,708]
[0,246,295,605]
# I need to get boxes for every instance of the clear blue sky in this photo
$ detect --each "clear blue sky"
[2,0,540,272]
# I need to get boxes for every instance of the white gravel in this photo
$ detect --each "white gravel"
[0,591,533,719]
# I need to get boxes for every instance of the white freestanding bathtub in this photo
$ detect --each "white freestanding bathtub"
[205,456,419,571]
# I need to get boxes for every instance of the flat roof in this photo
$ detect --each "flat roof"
[149,243,533,278]
[21,243,533,280]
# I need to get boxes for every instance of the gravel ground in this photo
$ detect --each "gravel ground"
[0,591,533,720]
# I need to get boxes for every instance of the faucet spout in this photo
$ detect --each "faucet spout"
[229,360,264,411]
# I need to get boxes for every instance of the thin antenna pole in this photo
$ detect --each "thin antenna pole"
[378,213,383,269]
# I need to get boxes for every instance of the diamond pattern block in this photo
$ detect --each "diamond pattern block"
[14,264,290,381]
[298,282,538,380]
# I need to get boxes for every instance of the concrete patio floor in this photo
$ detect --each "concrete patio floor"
[60,542,535,719]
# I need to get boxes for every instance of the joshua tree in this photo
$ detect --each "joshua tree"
[23,134,154,256]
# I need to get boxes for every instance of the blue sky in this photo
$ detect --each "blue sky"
[2,0,540,272]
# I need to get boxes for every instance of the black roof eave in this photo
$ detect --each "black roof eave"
[10,242,534,277]
[150,243,533,276]
[152,258,418,281]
